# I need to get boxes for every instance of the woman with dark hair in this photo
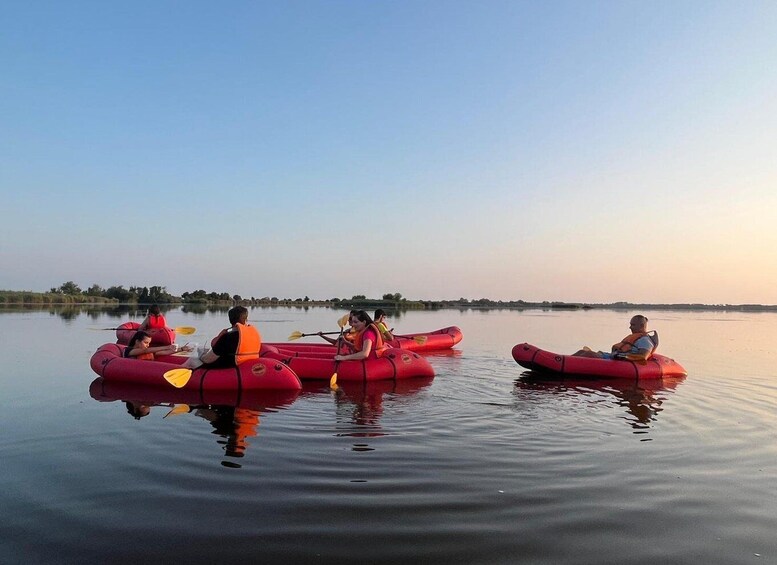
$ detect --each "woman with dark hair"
[124,330,190,360]
[138,304,167,332]
[333,310,389,362]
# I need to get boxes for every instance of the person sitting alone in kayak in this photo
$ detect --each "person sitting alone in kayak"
[124,330,191,360]
[184,306,261,369]
[333,310,389,362]
[138,304,167,332]
[572,315,655,361]
[373,309,394,341]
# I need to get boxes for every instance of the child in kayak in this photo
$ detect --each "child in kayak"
[124,331,191,360]
[373,309,394,341]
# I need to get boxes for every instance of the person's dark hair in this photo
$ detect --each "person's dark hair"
[228,306,249,325]
[127,330,151,350]
[374,309,386,320]
[148,304,161,316]
[125,401,150,420]
[351,310,374,325]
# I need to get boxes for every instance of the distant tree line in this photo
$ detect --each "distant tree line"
[4,282,777,312]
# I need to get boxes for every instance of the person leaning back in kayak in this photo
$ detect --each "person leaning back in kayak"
[185,306,261,369]
[572,315,655,361]
[334,310,389,362]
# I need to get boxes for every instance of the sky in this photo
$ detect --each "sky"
[2,0,777,304]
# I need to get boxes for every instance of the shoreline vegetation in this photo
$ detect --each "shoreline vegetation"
[2,282,777,313]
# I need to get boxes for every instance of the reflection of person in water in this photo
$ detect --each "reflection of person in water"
[513,376,684,431]
[194,406,261,468]
[124,401,151,420]
[334,386,384,431]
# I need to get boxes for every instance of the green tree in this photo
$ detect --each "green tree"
[85,284,104,297]
[59,281,82,295]
[104,285,133,302]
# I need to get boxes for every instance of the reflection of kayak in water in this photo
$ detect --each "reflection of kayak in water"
[514,374,686,428]
[267,326,463,354]
[90,343,302,391]
[302,376,435,437]
[512,343,687,379]
[261,346,435,382]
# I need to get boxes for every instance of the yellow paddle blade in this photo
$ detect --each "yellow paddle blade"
[337,314,350,328]
[163,368,192,388]
[288,331,304,341]
[173,326,197,335]
[329,373,338,390]
[163,404,190,418]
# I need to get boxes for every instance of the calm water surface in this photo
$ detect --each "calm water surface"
[1,306,776,564]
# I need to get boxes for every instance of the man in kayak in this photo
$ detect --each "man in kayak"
[185,306,261,369]
[572,315,655,361]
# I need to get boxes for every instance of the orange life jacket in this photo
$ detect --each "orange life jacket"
[147,314,167,329]
[125,348,154,361]
[235,323,261,366]
[612,332,650,353]
[351,323,388,358]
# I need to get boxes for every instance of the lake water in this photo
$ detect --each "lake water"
[1,306,776,564]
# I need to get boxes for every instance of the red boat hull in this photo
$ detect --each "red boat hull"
[89,377,300,409]
[261,344,435,381]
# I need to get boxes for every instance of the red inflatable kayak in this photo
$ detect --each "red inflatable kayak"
[90,343,302,391]
[389,326,462,352]
[267,326,463,354]
[512,343,687,379]
[115,321,175,346]
[260,344,435,382]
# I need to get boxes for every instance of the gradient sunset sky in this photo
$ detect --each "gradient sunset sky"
[2,1,776,303]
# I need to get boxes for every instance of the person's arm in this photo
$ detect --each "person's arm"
[614,337,653,361]
[138,316,151,332]
[317,332,338,345]
[199,348,221,364]
[127,344,182,357]
[376,321,394,341]
[334,336,373,361]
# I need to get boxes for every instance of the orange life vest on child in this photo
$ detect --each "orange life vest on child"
[351,323,389,359]
[235,323,261,366]
[612,332,649,353]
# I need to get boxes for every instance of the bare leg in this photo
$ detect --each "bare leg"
[572,348,604,358]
